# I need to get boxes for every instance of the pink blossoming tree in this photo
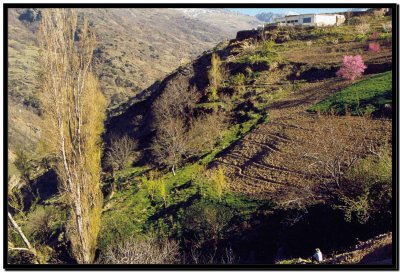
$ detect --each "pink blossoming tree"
[336,55,367,81]
[368,42,381,52]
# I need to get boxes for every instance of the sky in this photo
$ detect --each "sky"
[227,8,353,16]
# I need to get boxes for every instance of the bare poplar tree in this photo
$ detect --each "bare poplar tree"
[38,9,105,263]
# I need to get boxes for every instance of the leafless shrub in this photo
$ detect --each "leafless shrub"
[153,77,200,123]
[152,77,227,174]
[99,236,179,264]
[302,122,359,187]
[186,111,228,156]
[105,134,138,172]
[184,245,237,264]
[151,79,201,174]
[241,39,257,56]
[300,115,389,188]
[152,117,189,175]
[221,247,237,264]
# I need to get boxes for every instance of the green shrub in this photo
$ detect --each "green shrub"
[142,171,158,201]
[341,34,355,43]
[205,166,227,200]
[336,145,392,224]
[325,37,339,45]
[14,148,33,183]
[239,39,280,67]
[355,34,368,42]
[99,212,141,250]
[23,95,41,110]
[379,32,392,42]
[232,73,246,95]
[310,28,325,38]
[181,200,234,246]
[260,40,276,54]
[243,53,279,66]
[207,86,219,102]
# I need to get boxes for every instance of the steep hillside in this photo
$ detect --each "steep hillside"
[7,8,263,159]
[101,13,392,264]
[8,8,262,107]
[7,10,393,265]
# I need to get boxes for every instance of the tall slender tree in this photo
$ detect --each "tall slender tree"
[208,53,223,101]
[38,9,105,263]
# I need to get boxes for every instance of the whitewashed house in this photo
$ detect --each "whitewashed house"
[273,14,346,27]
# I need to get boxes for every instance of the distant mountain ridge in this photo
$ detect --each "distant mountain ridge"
[174,8,229,17]
[255,11,299,23]
[254,8,369,23]
[255,12,280,23]
[7,7,263,160]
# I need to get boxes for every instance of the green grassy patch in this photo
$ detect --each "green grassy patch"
[115,165,150,180]
[241,54,277,65]
[98,106,269,248]
[99,184,155,249]
[309,72,392,116]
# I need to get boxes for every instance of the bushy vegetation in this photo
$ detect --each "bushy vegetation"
[335,145,392,224]
[238,40,281,66]
[8,9,393,265]
[99,235,179,264]
[232,73,246,95]
[309,72,392,116]
[105,135,139,172]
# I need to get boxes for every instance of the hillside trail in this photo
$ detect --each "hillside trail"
[278,232,392,265]
[214,77,392,202]
[328,232,392,265]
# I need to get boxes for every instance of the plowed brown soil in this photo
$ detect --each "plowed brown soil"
[214,78,392,201]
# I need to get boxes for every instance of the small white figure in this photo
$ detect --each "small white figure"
[312,248,323,263]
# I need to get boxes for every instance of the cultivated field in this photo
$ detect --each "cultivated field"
[214,78,392,201]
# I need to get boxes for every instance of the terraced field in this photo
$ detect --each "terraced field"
[214,78,392,202]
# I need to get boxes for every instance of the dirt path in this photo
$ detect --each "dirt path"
[327,233,392,265]
[214,78,392,201]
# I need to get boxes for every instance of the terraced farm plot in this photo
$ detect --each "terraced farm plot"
[214,78,392,202]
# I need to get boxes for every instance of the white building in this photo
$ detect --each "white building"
[273,14,346,27]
